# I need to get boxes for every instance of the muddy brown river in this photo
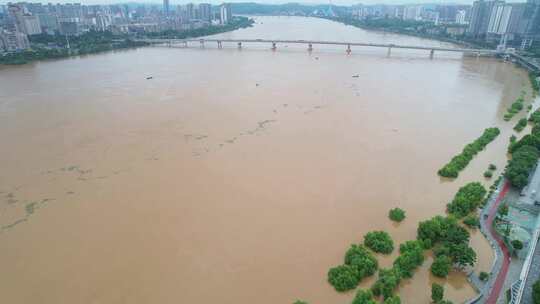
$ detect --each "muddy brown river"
[0,16,534,304]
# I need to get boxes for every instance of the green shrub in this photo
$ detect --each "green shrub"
[417,215,476,270]
[506,145,540,189]
[463,214,480,228]
[371,268,401,300]
[512,239,524,250]
[344,244,378,279]
[447,182,487,218]
[484,170,493,178]
[498,204,509,217]
[530,72,539,95]
[479,271,489,281]
[449,243,477,268]
[327,265,359,292]
[394,240,425,278]
[431,255,452,277]
[364,231,394,254]
[515,118,528,132]
[352,289,377,304]
[489,163,497,170]
[383,295,401,304]
[389,208,406,222]
[533,280,540,304]
[431,283,444,302]
[531,108,540,125]
[505,92,526,120]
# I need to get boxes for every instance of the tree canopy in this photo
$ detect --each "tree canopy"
[431,283,444,302]
[389,208,406,222]
[364,231,394,254]
[438,128,500,178]
[327,265,359,292]
[506,145,540,189]
[431,255,452,277]
[446,182,486,218]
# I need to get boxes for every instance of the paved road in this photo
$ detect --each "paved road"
[486,182,511,304]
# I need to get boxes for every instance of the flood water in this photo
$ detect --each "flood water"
[0,16,533,304]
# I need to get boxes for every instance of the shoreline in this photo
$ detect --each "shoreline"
[0,17,255,66]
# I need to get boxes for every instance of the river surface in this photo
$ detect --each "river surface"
[0,16,533,304]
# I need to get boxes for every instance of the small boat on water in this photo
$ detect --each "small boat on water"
[146,76,153,80]
[352,75,359,78]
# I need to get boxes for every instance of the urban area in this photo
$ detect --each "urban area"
[3,1,540,58]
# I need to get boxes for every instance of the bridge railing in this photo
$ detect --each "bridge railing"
[510,224,540,303]
[138,38,499,55]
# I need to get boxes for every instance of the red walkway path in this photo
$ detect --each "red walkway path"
[485,181,511,304]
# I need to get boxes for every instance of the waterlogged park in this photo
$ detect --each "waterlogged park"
[292,73,540,304]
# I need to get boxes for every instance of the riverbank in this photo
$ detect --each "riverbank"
[324,16,492,50]
[0,16,254,65]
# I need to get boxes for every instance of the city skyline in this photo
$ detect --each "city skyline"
[0,0,514,7]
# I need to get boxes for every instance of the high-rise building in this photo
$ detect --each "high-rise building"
[467,0,503,37]
[403,5,423,21]
[0,28,29,51]
[199,3,211,22]
[436,5,459,23]
[456,10,468,24]
[38,13,59,34]
[95,14,112,31]
[186,3,195,20]
[22,15,41,35]
[488,3,512,35]
[523,0,540,40]
[163,0,169,16]
[59,18,79,35]
[220,3,231,24]
[506,3,528,35]
[7,4,42,35]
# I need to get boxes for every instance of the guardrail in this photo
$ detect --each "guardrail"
[510,225,540,303]
[138,38,500,55]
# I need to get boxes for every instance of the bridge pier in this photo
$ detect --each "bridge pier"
[387,47,392,57]
[158,39,495,58]
[430,49,434,59]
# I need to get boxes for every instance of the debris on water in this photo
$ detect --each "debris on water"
[352,75,359,78]
[146,76,153,80]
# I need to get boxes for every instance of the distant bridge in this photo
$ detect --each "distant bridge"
[137,38,501,58]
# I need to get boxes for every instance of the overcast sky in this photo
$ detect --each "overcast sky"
[0,0,481,5]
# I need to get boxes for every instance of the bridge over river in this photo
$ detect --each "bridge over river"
[137,38,502,58]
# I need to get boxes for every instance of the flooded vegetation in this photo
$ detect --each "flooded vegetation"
[0,16,534,304]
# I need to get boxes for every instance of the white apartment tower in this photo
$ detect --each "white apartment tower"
[220,3,231,24]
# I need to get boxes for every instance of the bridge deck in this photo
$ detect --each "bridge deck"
[140,38,499,54]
